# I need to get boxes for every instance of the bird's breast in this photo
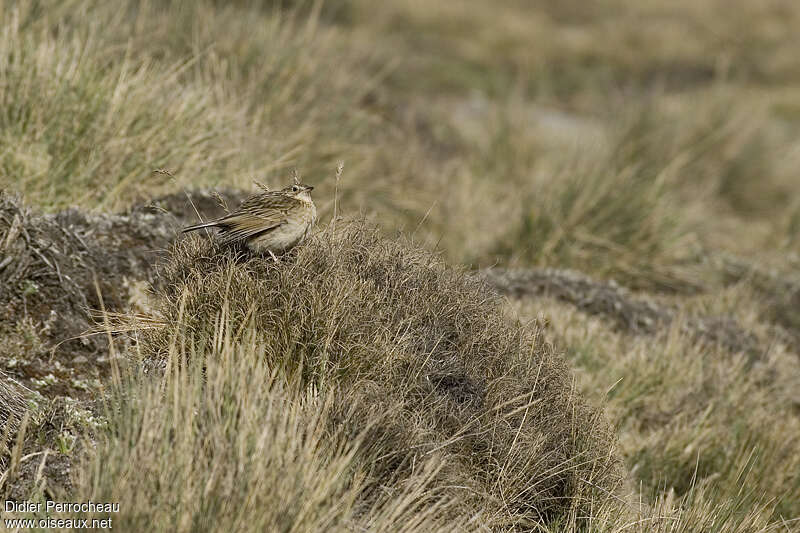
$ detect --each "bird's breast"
[247,201,315,253]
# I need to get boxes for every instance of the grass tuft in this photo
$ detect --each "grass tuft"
[72,331,462,532]
[133,220,624,527]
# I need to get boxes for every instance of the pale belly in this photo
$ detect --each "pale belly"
[248,204,315,253]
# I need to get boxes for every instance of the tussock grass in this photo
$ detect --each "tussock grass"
[515,296,800,526]
[1,1,242,209]
[0,0,376,211]
[73,333,462,532]
[487,92,799,291]
[494,109,694,292]
[131,221,623,527]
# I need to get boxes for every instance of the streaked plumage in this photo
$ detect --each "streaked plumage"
[183,182,316,255]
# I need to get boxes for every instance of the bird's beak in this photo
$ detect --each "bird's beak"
[306,186,314,191]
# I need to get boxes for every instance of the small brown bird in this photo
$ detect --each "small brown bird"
[182,179,317,258]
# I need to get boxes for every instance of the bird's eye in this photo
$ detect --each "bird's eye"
[292,186,299,192]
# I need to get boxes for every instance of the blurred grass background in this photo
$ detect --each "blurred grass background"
[4,0,799,284]
[2,0,800,530]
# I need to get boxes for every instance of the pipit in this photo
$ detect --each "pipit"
[182,180,316,258]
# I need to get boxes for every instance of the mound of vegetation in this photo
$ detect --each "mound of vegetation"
[78,222,623,529]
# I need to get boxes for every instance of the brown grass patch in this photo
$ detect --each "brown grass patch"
[129,220,623,527]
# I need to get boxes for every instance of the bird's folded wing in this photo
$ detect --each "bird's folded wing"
[217,211,286,242]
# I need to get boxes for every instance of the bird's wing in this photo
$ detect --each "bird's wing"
[215,193,295,243]
[216,211,285,242]
[182,220,221,233]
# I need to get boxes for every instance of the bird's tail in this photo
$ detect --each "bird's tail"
[182,221,219,233]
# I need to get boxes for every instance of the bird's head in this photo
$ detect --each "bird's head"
[283,182,314,201]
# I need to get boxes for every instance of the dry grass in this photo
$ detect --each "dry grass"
[0,373,28,463]
[126,221,622,528]
[0,0,376,211]
[72,332,465,532]
[2,0,800,530]
[511,294,800,527]
[3,0,799,283]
